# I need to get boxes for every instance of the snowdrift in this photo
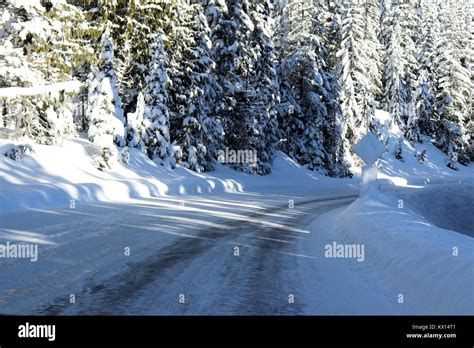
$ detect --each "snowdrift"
[310,191,474,314]
[1,109,473,214]
[0,138,351,213]
[350,110,474,186]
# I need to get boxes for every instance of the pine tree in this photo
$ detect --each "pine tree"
[113,0,180,115]
[409,0,438,141]
[97,27,124,124]
[337,0,382,148]
[206,0,250,162]
[416,149,427,164]
[465,0,474,156]
[394,136,404,161]
[382,0,419,131]
[206,0,277,174]
[2,0,472,176]
[275,0,349,176]
[125,91,146,153]
[243,0,280,174]
[363,0,383,105]
[432,0,472,168]
[276,0,325,173]
[113,0,137,112]
[142,33,173,167]
[410,70,435,142]
[0,0,84,144]
[379,0,391,47]
[88,77,124,169]
[86,28,125,147]
[168,1,223,173]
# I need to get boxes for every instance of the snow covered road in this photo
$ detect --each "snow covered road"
[1,183,472,315]
[0,189,359,315]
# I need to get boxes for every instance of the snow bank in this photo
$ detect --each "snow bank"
[1,122,472,215]
[395,183,474,237]
[0,138,351,213]
[310,190,474,314]
[350,110,474,186]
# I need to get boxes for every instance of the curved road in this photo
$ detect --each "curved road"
[0,190,357,315]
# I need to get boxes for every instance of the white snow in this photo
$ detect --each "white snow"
[353,131,386,166]
[7,0,43,11]
[1,127,473,214]
[349,109,474,187]
[0,0,471,317]
[0,137,355,213]
[0,132,473,315]
[374,109,392,128]
[0,81,82,98]
[301,189,474,314]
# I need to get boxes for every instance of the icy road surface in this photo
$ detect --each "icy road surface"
[395,182,474,237]
[0,184,470,315]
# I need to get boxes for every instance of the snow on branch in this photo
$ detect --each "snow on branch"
[0,80,82,99]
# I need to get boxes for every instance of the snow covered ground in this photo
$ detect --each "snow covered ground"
[351,110,474,187]
[301,187,474,314]
[0,129,473,315]
[0,136,357,213]
[1,0,472,320]
[1,125,472,214]
[0,192,360,315]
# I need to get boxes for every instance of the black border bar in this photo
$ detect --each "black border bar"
[0,315,472,346]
